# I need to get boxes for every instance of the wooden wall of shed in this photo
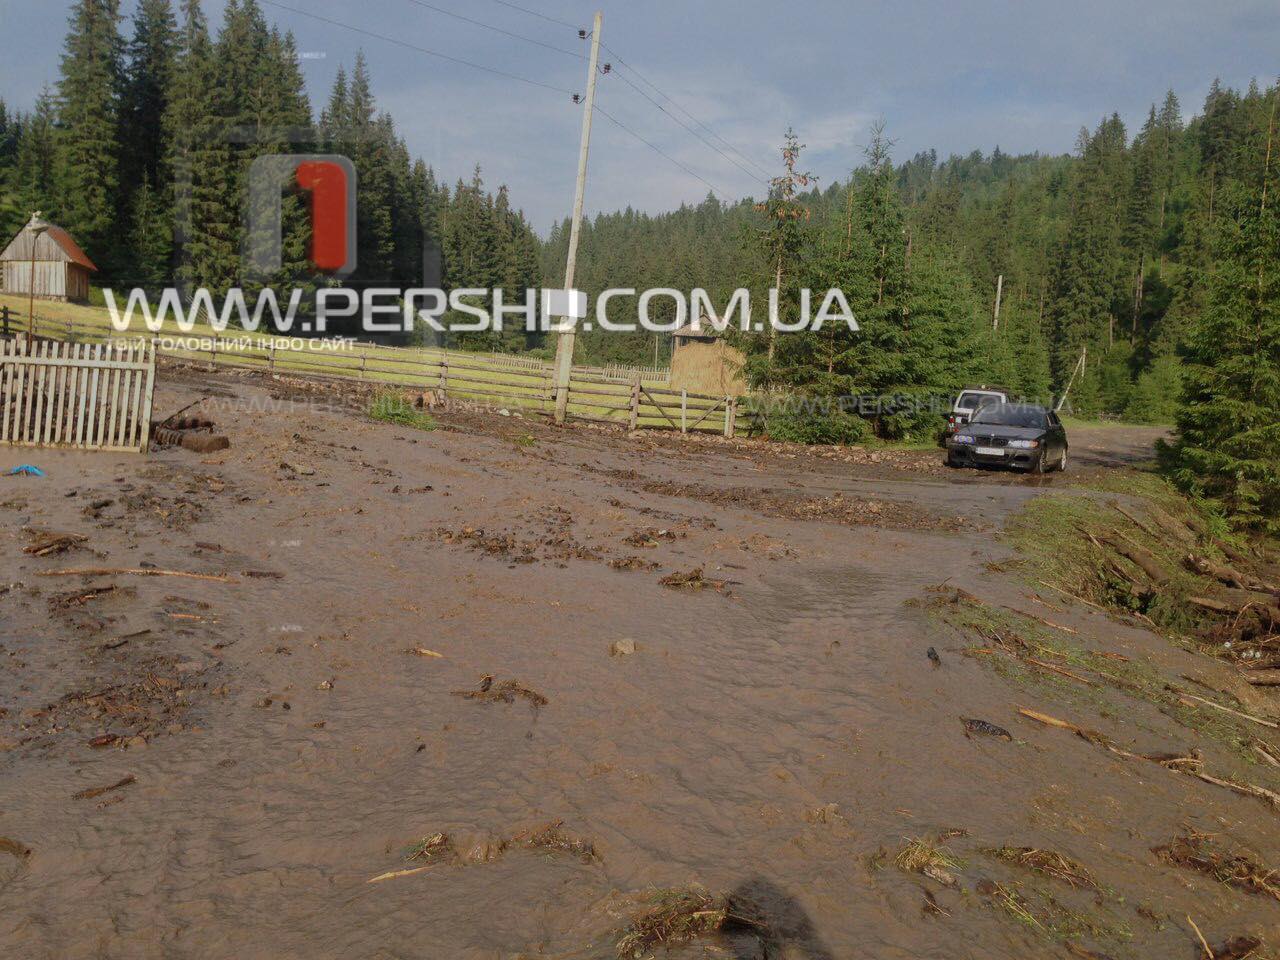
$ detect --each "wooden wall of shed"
[2,261,69,300]
[1,230,70,262]
[670,339,748,397]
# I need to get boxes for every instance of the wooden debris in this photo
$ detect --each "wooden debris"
[1021,707,1280,812]
[1154,833,1280,902]
[451,677,548,707]
[37,567,236,583]
[0,837,32,861]
[1172,690,1279,729]
[72,774,136,801]
[23,532,89,556]
[659,567,728,591]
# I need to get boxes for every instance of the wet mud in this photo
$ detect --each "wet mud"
[1,367,1275,959]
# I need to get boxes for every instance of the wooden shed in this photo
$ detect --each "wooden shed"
[670,315,748,397]
[0,214,98,302]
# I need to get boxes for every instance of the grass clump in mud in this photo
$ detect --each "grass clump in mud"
[615,886,770,959]
[368,391,436,431]
[895,833,966,886]
[985,846,1096,889]
[977,878,1133,949]
[1153,831,1280,902]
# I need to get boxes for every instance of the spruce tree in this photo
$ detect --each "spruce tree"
[1169,105,1280,530]
[120,0,177,201]
[57,0,125,277]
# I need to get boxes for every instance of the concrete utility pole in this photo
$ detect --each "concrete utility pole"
[992,273,1003,330]
[552,11,602,424]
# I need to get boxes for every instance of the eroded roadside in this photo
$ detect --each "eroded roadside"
[1,367,1276,960]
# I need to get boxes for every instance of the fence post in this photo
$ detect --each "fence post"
[1,305,8,337]
[359,352,367,380]
[209,337,217,371]
[268,341,276,375]
[724,397,737,438]
[681,389,687,434]
[439,351,448,395]
[628,374,641,431]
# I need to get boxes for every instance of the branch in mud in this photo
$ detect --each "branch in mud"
[1019,708,1280,813]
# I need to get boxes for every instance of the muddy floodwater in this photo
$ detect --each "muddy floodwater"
[2,369,1276,959]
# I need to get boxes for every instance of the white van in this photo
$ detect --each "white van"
[945,386,1009,438]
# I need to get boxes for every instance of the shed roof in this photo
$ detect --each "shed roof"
[0,215,99,271]
[671,314,723,340]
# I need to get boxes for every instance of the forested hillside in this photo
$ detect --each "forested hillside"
[0,0,541,346]
[0,0,1275,525]
[555,81,1276,428]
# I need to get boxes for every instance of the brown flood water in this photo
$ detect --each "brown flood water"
[1,371,1275,959]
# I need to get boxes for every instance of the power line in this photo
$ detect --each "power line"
[604,65,767,188]
[399,0,584,59]
[260,0,579,95]
[600,41,774,182]
[593,102,734,199]
[483,0,580,31]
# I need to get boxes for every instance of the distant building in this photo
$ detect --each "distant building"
[669,315,748,397]
[0,214,98,302]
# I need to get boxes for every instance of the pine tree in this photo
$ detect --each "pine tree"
[57,0,125,277]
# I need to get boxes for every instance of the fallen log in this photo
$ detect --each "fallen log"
[1102,536,1171,585]
[1184,554,1278,595]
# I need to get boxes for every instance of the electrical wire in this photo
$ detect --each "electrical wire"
[604,66,767,187]
[593,102,734,199]
[259,0,579,95]
[399,0,584,59]
[483,0,580,30]
[600,41,773,182]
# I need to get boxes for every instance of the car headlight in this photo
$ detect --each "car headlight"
[953,435,975,444]
[1008,439,1040,449]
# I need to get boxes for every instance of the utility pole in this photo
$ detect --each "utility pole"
[1055,345,1087,413]
[992,273,1003,331]
[552,11,602,424]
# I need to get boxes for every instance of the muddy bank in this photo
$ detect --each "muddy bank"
[1,367,1275,959]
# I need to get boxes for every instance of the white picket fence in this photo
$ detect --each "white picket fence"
[0,339,156,452]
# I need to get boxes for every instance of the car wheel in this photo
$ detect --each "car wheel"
[1032,451,1047,474]
[945,452,960,468]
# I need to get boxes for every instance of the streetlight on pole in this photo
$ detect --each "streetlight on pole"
[25,212,50,345]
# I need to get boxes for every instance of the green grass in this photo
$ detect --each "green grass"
[368,392,436,431]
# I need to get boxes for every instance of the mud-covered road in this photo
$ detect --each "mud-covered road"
[2,369,1275,959]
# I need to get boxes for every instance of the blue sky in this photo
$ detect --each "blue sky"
[2,0,1277,232]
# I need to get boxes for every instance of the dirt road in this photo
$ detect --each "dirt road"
[1,370,1274,959]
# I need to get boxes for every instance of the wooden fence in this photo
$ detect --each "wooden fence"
[1,305,755,437]
[0,337,156,452]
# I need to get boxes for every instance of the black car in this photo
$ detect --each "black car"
[945,402,1068,472]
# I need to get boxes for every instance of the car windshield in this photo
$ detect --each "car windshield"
[971,404,1047,429]
[956,391,1001,410]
